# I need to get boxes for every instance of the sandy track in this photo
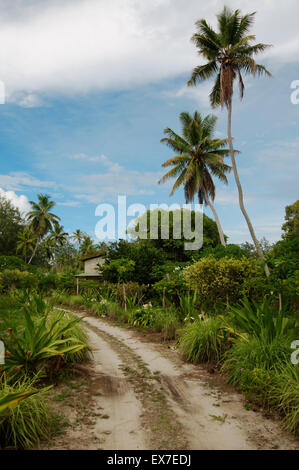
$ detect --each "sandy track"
[53,309,299,450]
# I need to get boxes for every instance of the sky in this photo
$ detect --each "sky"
[0,0,298,244]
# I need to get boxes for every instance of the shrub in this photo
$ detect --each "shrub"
[222,335,291,386]
[0,375,51,449]
[3,298,88,373]
[271,364,299,434]
[0,256,28,272]
[229,297,298,342]
[150,307,180,340]
[179,316,234,363]
[0,269,38,293]
[183,256,264,307]
[178,292,199,321]
[222,337,299,434]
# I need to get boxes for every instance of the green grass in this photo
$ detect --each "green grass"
[222,335,299,434]
[151,307,180,340]
[179,316,232,363]
[0,374,52,449]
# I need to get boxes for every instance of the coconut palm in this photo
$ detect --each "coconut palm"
[72,229,85,246]
[158,111,231,247]
[16,227,36,263]
[48,223,68,267]
[187,6,271,275]
[80,235,96,257]
[26,194,60,264]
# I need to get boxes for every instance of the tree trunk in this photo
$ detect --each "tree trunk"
[28,238,39,264]
[227,99,270,277]
[204,188,226,247]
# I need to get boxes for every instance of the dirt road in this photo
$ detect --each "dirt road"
[48,310,299,450]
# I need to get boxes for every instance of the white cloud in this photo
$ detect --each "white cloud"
[57,200,81,207]
[0,172,56,191]
[68,153,111,164]
[68,155,162,203]
[17,93,44,108]
[166,82,212,108]
[0,0,297,101]
[0,187,31,214]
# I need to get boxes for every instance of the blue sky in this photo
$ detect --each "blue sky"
[0,0,298,244]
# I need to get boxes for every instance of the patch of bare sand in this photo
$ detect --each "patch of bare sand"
[79,313,299,451]
[43,325,147,450]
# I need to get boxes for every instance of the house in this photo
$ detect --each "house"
[75,255,105,293]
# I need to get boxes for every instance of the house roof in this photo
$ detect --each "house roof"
[80,255,104,262]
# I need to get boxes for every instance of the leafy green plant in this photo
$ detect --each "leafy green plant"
[178,292,198,320]
[179,316,236,363]
[184,256,264,307]
[229,297,297,342]
[4,306,87,372]
[128,307,154,328]
[150,307,180,340]
[0,375,52,448]
[271,364,299,434]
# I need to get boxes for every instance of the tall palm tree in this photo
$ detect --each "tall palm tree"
[16,227,36,263]
[158,111,231,247]
[48,223,68,268]
[27,194,60,264]
[187,6,271,275]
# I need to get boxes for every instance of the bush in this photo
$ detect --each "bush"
[0,256,29,272]
[0,269,38,293]
[3,295,88,373]
[184,256,264,307]
[179,316,234,363]
[150,307,180,340]
[271,364,299,434]
[228,297,298,342]
[112,282,149,308]
[128,305,180,340]
[0,375,51,449]
[222,337,299,434]
[222,336,291,386]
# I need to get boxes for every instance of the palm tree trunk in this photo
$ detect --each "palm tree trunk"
[204,188,226,247]
[227,99,270,277]
[28,238,39,264]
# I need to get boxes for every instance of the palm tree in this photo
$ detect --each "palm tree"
[16,227,36,263]
[72,229,84,246]
[80,235,96,257]
[26,194,60,264]
[187,6,271,275]
[158,111,231,247]
[48,223,68,268]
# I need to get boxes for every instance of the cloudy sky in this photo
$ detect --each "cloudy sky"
[0,0,298,243]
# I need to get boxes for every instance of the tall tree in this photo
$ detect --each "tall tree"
[158,111,231,246]
[187,7,271,275]
[16,227,36,263]
[27,194,60,264]
[0,196,24,255]
[282,200,299,240]
[72,229,85,246]
[48,223,68,268]
[80,235,97,257]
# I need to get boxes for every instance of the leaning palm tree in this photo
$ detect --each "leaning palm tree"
[187,6,271,275]
[158,111,231,247]
[26,194,60,264]
[16,227,36,263]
